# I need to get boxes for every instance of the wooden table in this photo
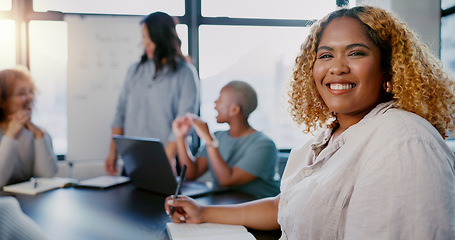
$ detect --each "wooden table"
[1,183,281,240]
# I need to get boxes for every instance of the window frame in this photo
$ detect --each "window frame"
[1,0,349,158]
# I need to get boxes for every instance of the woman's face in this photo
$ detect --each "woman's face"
[214,87,236,123]
[5,79,34,116]
[313,17,385,121]
[141,23,156,59]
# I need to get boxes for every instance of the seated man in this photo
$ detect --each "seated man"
[172,80,279,198]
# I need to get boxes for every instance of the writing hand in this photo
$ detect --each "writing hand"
[165,195,204,224]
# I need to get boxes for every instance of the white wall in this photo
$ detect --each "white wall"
[357,0,441,56]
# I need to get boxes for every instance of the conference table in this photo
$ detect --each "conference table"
[1,183,281,240]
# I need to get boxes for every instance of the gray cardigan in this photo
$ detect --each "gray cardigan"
[0,129,57,187]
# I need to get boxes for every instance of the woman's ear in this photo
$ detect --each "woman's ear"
[229,104,242,117]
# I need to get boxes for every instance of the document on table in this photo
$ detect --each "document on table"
[166,222,256,240]
[76,175,130,189]
[3,177,78,195]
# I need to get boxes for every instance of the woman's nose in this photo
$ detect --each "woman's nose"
[329,57,349,75]
[26,92,34,102]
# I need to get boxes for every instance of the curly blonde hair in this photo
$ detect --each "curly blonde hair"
[288,6,455,138]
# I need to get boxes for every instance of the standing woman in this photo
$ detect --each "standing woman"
[0,67,58,187]
[165,6,455,239]
[105,12,199,175]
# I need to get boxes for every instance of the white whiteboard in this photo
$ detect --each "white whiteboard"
[66,14,143,161]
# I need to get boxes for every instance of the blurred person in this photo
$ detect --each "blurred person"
[0,66,57,187]
[105,11,199,175]
[172,81,279,198]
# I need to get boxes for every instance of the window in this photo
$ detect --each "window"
[441,0,455,75]
[441,13,455,75]
[442,0,455,9]
[33,0,184,15]
[202,0,336,20]
[199,26,312,148]
[0,20,15,68]
[29,20,68,155]
[5,0,342,157]
[0,0,11,11]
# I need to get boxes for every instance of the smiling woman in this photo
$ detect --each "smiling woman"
[164,6,455,240]
[313,16,386,138]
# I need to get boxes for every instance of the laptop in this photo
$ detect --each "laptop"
[113,135,224,197]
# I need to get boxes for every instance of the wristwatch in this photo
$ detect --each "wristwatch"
[207,133,219,148]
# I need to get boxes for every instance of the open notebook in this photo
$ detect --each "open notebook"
[2,177,78,195]
[166,222,256,240]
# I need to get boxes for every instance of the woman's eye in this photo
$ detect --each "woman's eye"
[318,53,332,59]
[349,51,366,57]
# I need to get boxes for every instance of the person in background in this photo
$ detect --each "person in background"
[105,11,199,175]
[172,81,279,198]
[0,196,48,240]
[165,6,455,239]
[0,66,58,187]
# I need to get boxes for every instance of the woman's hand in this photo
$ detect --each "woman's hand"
[188,114,211,142]
[172,116,192,138]
[5,110,31,139]
[25,121,44,139]
[165,195,205,224]
[105,149,118,175]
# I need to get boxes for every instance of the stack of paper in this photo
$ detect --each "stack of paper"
[166,222,256,240]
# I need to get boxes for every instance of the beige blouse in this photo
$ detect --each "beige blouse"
[278,102,455,240]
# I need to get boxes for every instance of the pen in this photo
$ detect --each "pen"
[31,178,37,188]
[170,164,187,215]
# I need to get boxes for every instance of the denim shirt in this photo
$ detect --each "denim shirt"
[112,59,199,144]
[278,102,455,240]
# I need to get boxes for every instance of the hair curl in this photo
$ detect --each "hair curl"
[288,6,455,138]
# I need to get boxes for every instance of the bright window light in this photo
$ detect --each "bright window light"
[202,0,336,20]
[199,25,312,149]
[0,0,12,11]
[0,20,15,68]
[33,0,184,15]
[29,20,68,155]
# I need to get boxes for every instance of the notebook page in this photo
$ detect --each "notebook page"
[166,222,256,240]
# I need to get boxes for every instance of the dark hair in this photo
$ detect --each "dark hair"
[138,11,184,79]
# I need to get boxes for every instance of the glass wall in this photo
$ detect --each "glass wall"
[202,0,336,19]
[0,0,11,11]
[29,21,68,155]
[2,0,351,155]
[441,0,455,75]
[199,26,312,148]
[0,20,15,68]
[33,0,184,15]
